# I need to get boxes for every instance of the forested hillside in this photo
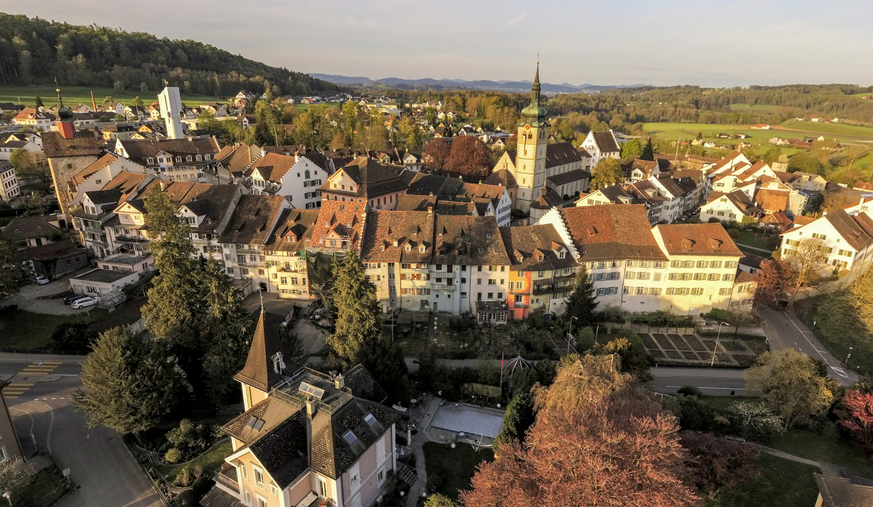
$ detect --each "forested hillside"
[0,13,339,96]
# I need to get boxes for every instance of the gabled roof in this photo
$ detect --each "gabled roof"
[244,152,297,183]
[2,216,61,241]
[560,205,666,261]
[589,131,620,153]
[360,210,434,263]
[814,473,873,507]
[547,169,589,187]
[431,215,509,266]
[653,223,743,256]
[118,137,220,163]
[309,201,366,251]
[42,131,103,158]
[403,172,464,198]
[460,182,506,205]
[483,168,518,188]
[530,188,564,210]
[544,141,584,167]
[72,153,120,185]
[320,156,406,198]
[267,209,321,253]
[499,224,576,271]
[394,194,438,212]
[755,189,790,212]
[218,194,286,245]
[825,209,873,252]
[706,190,758,215]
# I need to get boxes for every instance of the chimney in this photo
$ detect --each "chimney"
[295,149,300,163]
[334,373,345,389]
[427,205,433,215]
[305,396,316,419]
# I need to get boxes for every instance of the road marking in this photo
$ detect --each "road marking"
[34,401,54,455]
[784,313,848,378]
[2,383,34,399]
[20,361,62,376]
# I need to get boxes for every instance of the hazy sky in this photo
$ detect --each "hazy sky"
[3,0,872,87]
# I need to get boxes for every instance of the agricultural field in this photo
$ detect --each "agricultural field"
[0,85,225,109]
[728,103,783,112]
[777,118,873,141]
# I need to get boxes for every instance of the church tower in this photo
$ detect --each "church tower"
[513,63,549,212]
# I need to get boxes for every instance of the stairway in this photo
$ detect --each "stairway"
[396,463,418,487]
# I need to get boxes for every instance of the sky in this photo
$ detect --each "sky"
[2,0,872,88]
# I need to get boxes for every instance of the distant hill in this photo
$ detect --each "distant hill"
[0,13,339,98]
[311,73,647,93]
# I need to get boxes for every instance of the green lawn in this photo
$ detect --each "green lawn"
[778,119,873,141]
[643,123,773,145]
[0,308,106,350]
[0,85,225,109]
[729,229,779,254]
[706,454,819,507]
[767,429,873,478]
[157,439,233,483]
[423,442,494,499]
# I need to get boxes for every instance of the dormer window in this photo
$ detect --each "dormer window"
[147,157,154,164]
[176,156,181,162]
[559,251,566,259]
[419,245,426,253]
[393,239,399,247]
[196,154,202,161]
[186,155,193,162]
[405,245,411,252]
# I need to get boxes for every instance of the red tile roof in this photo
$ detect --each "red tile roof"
[653,223,743,257]
[559,205,666,261]
[309,200,366,251]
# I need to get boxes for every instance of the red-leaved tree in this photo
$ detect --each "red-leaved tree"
[753,258,795,308]
[460,355,699,507]
[836,389,873,448]
[445,136,492,181]
[423,138,451,170]
[679,432,762,499]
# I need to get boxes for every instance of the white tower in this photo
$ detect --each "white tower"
[158,86,184,140]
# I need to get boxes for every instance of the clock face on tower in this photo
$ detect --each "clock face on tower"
[525,124,531,130]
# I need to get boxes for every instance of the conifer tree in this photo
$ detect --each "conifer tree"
[565,265,598,327]
[641,137,655,161]
[327,252,382,367]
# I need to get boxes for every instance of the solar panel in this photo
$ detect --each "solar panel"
[299,381,325,400]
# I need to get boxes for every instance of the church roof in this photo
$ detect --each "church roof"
[234,310,301,393]
[519,63,548,125]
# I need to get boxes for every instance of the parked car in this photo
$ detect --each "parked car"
[71,296,98,309]
[64,294,88,305]
[34,274,50,285]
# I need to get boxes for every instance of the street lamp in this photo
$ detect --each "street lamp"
[710,322,731,367]
[3,491,12,507]
[846,346,854,368]
[567,316,579,355]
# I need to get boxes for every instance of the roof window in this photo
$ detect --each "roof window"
[364,413,377,426]
[342,430,358,445]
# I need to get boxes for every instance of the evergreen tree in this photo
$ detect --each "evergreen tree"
[641,138,655,161]
[565,266,598,326]
[327,252,382,367]
[494,391,535,452]
[34,94,43,108]
[74,327,184,435]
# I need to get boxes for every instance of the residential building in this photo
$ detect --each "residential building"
[264,209,320,299]
[69,268,140,297]
[205,311,399,507]
[621,158,661,184]
[319,157,407,210]
[459,182,512,227]
[114,137,225,184]
[652,223,743,315]
[579,130,621,168]
[813,473,873,507]
[22,239,88,280]
[68,153,150,207]
[243,151,332,209]
[780,208,873,273]
[700,190,761,224]
[2,215,63,248]
[0,161,20,202]
[219,194,290,291]
[12,108,55,129]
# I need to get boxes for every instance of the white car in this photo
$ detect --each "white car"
[34,274,50,285]
[71,296,98,309]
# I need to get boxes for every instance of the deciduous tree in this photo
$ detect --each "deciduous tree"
[679,431,762,499]
[445,136,492,181]
[75,327,183,434]
[589,157,623,191]
[460,355,698,507]
[0,235,27,300]
[783,237,831,305]
[745,349,837,428]
[753,258,794,307]
[620,138,643,158]
[836,389,873,448]
[423,138,451,170]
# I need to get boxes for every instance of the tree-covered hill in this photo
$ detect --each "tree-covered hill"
[0,13,340,97]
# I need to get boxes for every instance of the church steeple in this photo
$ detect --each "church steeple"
[520,62,548,126]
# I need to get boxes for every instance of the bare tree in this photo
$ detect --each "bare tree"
[782,237,831,306]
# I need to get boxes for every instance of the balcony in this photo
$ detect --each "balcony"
[532,284,553,296]
[214,463,240,496]
[430,284,455,291]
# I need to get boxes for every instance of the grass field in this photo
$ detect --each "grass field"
[157,439,232,484]
[778,118,873,140]
[644,121,873,151]
[728,103,783,112]
[767,429,873,478]
[423,442,494,499]
[0,85,225,109]
[706,454,819,507]
[0,308,105,350]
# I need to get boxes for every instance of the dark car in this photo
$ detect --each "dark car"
[64,294,88,305]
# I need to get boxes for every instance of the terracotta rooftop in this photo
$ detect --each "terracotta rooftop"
[560,205,666,261]
[499,224,576,271]
[309,200,366,252]
[653,223,744,257]
[218,194,286,245]
[360,210,435,263]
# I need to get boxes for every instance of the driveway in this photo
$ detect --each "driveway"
[758,307,857,386]
[7,267,93,316]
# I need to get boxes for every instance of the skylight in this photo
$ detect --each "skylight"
[299,382,326,400]
[363,413,377,426]
[342,430,358,445]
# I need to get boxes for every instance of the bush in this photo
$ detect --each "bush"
[676,395,729,433]
[166,419,214,460]
[174,467,193,487]
[677,386,703,397]
[51,322,96,351]
[726,401,784,442]
[427,473,443,492]
[164,447,183,464]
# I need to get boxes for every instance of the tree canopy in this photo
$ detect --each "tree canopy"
[461,354,698,507]
[565,266,598,327]
[74,327,183,434]
[589,158,624,191]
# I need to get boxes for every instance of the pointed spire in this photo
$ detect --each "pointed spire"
[234,310,299,395]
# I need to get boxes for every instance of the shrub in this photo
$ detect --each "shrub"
[726,401,784,442]
[426,473,443,492]
[166,419,213,460]
[677,386,703,397]
[676,394,729,433]
[174,467,193,487]
[164,447,183,464]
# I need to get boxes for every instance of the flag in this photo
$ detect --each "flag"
[501,353,504,368]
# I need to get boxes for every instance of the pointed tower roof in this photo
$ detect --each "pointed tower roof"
[520,62,548,126]
[234,309,300,393]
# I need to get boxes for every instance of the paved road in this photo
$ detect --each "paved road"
[649,367,749,395]
[758,307,857,386]
[1,354,165,507]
